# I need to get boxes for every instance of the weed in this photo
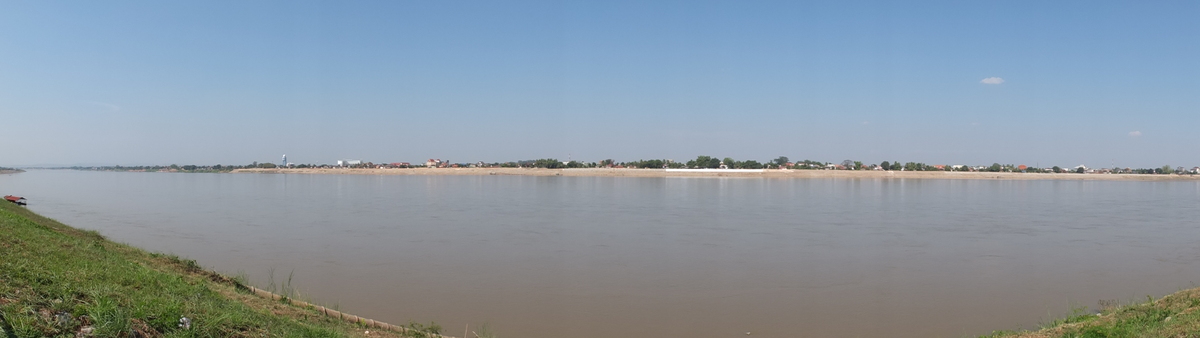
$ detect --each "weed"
[1041,305,1097,328]
[400,321,443,338]
[282,269,296,302]
[232,270,249,286]
[267,267,277,295]
[473,323,498,338]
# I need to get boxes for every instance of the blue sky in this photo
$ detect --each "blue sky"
[1,1,1196,167]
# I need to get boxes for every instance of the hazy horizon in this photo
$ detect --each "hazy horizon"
[2,2,1197,168]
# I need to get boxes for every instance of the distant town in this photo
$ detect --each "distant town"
[53,155,1200,175]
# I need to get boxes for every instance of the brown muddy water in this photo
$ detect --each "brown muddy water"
[3,170,1200,337]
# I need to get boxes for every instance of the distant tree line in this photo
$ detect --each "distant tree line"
[516,159,588,169]
[61,157,1198,175]
[70,162,294,172]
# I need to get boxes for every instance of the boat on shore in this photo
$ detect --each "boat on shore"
[4,195,26,206]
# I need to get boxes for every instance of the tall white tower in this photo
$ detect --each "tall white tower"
[282,154,287,167]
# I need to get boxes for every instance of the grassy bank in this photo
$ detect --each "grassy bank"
[979,289,1200,338]
[0,202,440,338]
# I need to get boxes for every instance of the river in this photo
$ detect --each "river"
[2,170,1198,337]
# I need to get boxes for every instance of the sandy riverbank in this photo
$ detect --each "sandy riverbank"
[233,168,1200,181]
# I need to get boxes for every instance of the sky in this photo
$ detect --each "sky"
[1,1,1197,168]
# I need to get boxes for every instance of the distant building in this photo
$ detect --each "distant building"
[337,160,362,167]
[282,154,287,167]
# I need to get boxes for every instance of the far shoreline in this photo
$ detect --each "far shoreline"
[232,167,1200,181]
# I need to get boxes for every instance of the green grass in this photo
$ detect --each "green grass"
[0,202,433,338]
[978,290,1200,338]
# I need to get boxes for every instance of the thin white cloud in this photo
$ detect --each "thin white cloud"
[1128,131,1142,137]
[980,77,1005,85]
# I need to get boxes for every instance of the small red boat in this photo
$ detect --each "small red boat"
[4,195,26,206]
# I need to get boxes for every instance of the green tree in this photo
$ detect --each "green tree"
[988,163,1002,172]
[773,156,789,166]
[687,156,720,168]
[531,158,564,168]
[1161,165,1173,174]
[1051,166,1062,173]
[880,161,891,171]
[1076,167,1085,174]
[630,159,666,168]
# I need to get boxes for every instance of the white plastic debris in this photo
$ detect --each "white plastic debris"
[178,317,191,330]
